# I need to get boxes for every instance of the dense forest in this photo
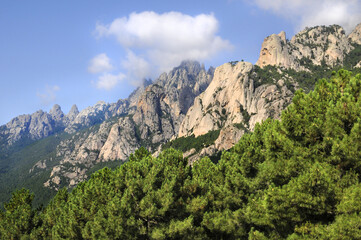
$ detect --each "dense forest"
[2,69,361,239]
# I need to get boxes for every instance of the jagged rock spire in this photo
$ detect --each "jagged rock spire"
[67,104,79,121]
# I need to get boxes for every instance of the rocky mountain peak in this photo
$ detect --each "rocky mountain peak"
[94,60,214,162]
[256,24,355,70]
[278,31,286,43]
[49,104,64,122]
[177,60,202,75]
[178,60,294,162]
[290,24,352,67]
[349,23,361,44]
[256,31,298,70]
[95,101,106,107]
[128,78,153,107]
[179,61,255,138]
[67,104,79,121]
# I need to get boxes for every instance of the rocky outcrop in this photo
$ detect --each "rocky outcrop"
[98,60,214,161]
[178,61,294,154]
[42,61,214,189]
[49,104,64,123]
[66,105,79,122]
[45,119,116,189]
[356,61,361,68]
[349,23,361,45]
[256,31,300,70]
[128,79,153,108]
[0,91,131,148]
[290,25,353,67]
[64,100,129,134]
[0,98,128,146]
[2,109,60,145]
[257,25,355,70]
[99,117,140,160]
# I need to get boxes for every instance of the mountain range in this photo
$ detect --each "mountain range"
[1,22,361,206]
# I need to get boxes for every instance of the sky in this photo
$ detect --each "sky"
[1,0,361,125]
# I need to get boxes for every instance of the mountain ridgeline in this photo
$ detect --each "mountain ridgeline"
[0,22,361,209]
[0,61,214,201]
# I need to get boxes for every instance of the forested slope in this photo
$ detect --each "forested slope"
[2,70,361,239]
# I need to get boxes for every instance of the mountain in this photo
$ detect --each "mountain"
[44,61,213,189]
[0,60,214,200]
[1,23,361,206]
[170,23,361,162]
[256,25,355,70]
[177,61,294,162]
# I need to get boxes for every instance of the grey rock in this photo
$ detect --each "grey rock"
[49,104,64,122]
[349,23,361,45]
[178,61,294,157]
[128,78,153,107]
[67,104,79,122]
[257,24,354,70]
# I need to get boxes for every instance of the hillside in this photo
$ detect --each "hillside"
[0,23,361,208]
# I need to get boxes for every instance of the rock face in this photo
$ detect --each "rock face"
[99,60,214,161]
[178,61,294,154]
[44,119,116,189]
[0,99,128,146]
[256,31,300,70]
[2,109,60,145]
[349,23,361,45]
[128,79,153,108]
[64,100,129,134]
[179,23,361,160]
[49,104,64,123]
[257,25,358,70]
[66,105,79,122]
[99,117,140,161]
[43,60,214,189]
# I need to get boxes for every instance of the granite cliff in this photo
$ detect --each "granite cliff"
[256,24,360,70]
[43,61,214,188]
[177,23,361,162]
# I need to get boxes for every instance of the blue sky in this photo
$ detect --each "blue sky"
[1,0,360,125]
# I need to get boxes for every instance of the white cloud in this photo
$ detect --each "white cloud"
[252,0,361,33]
[88,53,113,73]
[95,11,232,84]
[95,73,125,90]
[122,51,152,86]
[37,85,60,105]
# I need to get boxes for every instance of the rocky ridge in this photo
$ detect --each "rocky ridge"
[2,108,66,146]
[177,23,361,162]
[0,77,155,149]
[256,24,359,70]
[2,23,361,193]
[349,23,361,45]
[43,61,214,188]
[178,61,294,162]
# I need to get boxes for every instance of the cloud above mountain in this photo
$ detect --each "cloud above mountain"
[94,11,232,85]
[121,51,152,86]
[95,73,125,90]
[88,53,113,73]
[253,0,361,33]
